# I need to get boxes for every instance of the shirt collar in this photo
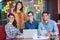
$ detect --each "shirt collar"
[42,19,50,25]
[28,19,35,24]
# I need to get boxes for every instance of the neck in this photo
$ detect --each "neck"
[44,20,48,24]
[30,19,34,24]
[17,9,20,13]
[8,22,13,24]
[30,19,34,21]
[17,9,20,11]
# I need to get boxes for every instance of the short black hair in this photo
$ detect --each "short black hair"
[28,11,34,15]
[42,11,49,16]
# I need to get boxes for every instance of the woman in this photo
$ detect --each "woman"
[5,13,20,39]
[12,1,27,33]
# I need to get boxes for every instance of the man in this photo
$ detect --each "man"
[25,11,38,29]
[38,11,59,40]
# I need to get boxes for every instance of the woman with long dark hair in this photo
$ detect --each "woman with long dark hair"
[5,13,20,39]
[13,1,27,33]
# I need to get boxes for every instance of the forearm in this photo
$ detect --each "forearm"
[49,32,58,36]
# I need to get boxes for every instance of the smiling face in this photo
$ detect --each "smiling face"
[28,13,34,21]
[42,13,49,21]
[8,15,15,23]
[17,3,22,10]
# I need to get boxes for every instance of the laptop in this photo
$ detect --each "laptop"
[23,29,37,38]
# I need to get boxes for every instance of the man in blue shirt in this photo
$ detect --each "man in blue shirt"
[25,11,38,29]
[38,11,59,40]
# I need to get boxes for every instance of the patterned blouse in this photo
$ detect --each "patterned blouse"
[5,23,20,38]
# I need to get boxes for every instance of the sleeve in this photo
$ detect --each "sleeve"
[17,28,21,35]
[24,22,27,29]
[38,23,47,36]
[24,12,27,21]
[5,25,14,38]
[17,27,21,35]
[36,21,39,29]
[53,21,59,36]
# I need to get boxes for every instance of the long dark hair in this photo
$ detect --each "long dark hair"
[15,1,23,12]
[8,13,17,28]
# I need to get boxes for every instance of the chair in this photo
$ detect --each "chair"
[0,26,6,40]
[57,23,60,40]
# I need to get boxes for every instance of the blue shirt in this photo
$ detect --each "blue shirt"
[25,20,38,29]
[38,19,59,36]
[5,23,20,38]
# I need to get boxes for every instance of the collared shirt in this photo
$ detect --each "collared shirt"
[5,23,20,38]
[25,20,38,29]
[38,19,59,36]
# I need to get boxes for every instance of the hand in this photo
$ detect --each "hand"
[46,33,51,37]
[50,32,55,36]
[16,35,20,38]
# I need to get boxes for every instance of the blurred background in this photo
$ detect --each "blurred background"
[0,0,60,25]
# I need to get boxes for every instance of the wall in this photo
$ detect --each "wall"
[58,0,60,14]
[47,0,58,22]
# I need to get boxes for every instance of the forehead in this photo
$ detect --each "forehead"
[43,13,48,15]
[17,3,21,5]
[28,13,33,15]
[9,15,14,17]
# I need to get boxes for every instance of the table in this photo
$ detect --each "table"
[14,38,48,40]
[6,36,60,40]
[5,38,60,40]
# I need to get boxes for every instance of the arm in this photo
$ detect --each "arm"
[24,13,27,21]
[16,28,21,38]
[53,21,59,36]
[36,21,39,29]
[5,25,14,38]
[38,23,47,36]
[17,28,21,35]
[24,22,28,29]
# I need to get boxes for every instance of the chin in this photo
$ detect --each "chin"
[43,20,47,21]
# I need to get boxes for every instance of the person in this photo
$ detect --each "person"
[25,11,38,29]
[5,13,20,39]
[38,11,59,40]
[12,1,27,33]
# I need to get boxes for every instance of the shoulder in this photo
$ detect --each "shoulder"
[21,11,25,13]
[34,20,39,24]
[25,21,29,24]
[12,11,16,14]
[5,23,9,27]
[39,22,43,25]
[5,23,13,28]
[5,23,11,29]
[49,19,56,23]
[21,11,26,15]
[38,22,44,28]
[12,11,17,15]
